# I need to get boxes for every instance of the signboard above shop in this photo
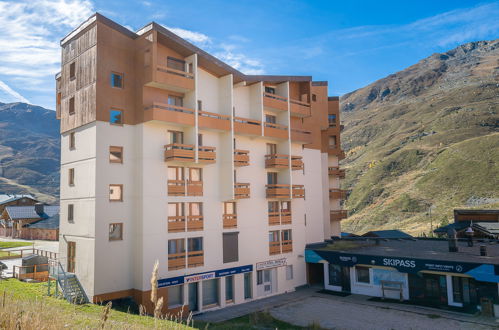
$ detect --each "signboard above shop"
[158,265,252,288]
[256,258,287,270]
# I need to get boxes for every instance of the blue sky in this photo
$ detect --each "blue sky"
[0,0,498,109]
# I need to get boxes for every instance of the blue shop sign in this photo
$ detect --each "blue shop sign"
[158,264,253,288]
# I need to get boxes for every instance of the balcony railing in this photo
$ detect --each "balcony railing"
[268,212,281,225]
[234,149,250,167]
[330,210,348,221]
[168,216,186,233]
[187,251,204,268]
[223,214,237,229]
[291,156,304,171]
[265,154,289,169]
[328,166,346,178]
[167,180,185,196]
[165,143,195,162]
[290,128,313,144]
[233,117,262,136]
[266,184,290,199]
[269,241,281,255]
[290,99,311,117]
[198,110,230,131]
[155,65,194,92]
[281,240,293,253]
[329,189,347,200]
[281,210,292,224]
[187,215,204,231]
[198,146,216,163]
[187,180,203,196]
[292,185,305,199]
[168,252,186,270]
[234,183,250,199]
[264,122,289,140]
[263,92,288,112]
[145,103,195,126]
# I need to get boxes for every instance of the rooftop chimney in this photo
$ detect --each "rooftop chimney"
[447,228,458,252]
[34,203,44,215]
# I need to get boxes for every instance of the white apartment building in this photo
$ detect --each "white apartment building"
[55,13,346,314]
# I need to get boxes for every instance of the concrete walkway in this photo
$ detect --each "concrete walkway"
[194,287,498,329]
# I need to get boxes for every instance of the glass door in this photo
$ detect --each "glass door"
[188,282,198,312]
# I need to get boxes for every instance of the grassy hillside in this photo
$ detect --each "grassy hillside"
[340,39,499,235]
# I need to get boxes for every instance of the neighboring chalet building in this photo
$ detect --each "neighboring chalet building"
[435,209,499,239]
[0,194,38,214]
[362,230,412,239]
[55,13,346,313]
[0,204,60,241]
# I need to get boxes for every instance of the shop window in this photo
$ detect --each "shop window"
[109,223,123,241]
[244,272,252,299]
[225,276,234,303]
[257,270,263,285]
[110,72,123,88]
[109,146,123,163]
[328,264,342,286]
[202,278,219,308]
[286,265,293,280]
[109,184,123,201]
[223,232,239,263]
[110,109,123,125]
[67,204,74,222]
[452,276,463,303]
[355,266,370,284]
[168,285,183,308]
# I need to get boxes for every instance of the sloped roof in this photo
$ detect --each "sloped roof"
[0,194,36,205]
[5,205,59,220]
[362,230,412,238]
[435,221,499,236]
[25,214,59,229]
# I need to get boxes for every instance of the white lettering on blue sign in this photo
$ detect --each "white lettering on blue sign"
[383,258,416,268]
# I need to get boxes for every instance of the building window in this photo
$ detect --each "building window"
[189,168,202,182]
[109,184,123,201]
[109,146,123,163]
[69,62,76,80]
[198,133,203,146]
[267,172,278,185]
[110,72,123,88]
[69,97,75,115]
[225,276,234,303]
[269,231,280,243]
[168,130,184,144]
[328,264,342,286]
[223,232,239,263]
[281,229,292,241]
[69,132,75,149]
[68,204,74,222]
[266,143,277,155]
[168,285,183,308]
[355,266,370,284]
[168,95,183,107]
[168,238,185,254]
[329,135,337,148]
[202,278,219,308]
[197,100,202,111]
[187,237,203,252]
[265,114,276,124]
[110,109,123,125]
[286,265,294,280]
[244,272,252,299]
[265,86,276,94]
[452,276,464,303]
[109,223,123,241]
[312,94,317,102]
[224,202,236,215]
[328,114,337,127]
[68,168,75,186]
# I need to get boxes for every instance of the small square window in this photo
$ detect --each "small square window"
[109,146,123,163]
[109,223,123,241]
[109,184,123,201]
[312,94,317,102]
[110,72,123,88]
[68,204,74,222]
[69,132,75,149]
[68,168,75,186]
[356,266,370,284]
[110,109,123,125]
[69,62,76,80]
[69,97,75,115]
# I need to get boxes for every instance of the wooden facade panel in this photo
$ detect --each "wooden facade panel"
[60,83,96,133]
[62,24,97,65]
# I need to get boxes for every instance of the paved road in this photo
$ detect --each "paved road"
[270,296,496,330]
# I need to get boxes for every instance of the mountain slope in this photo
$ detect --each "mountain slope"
[0,102,59,203]
[340,39,499,235]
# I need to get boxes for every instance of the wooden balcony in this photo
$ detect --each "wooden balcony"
[187,181,203,196]
[144,103,195,126]
[263,92,288,112]
[234,149,250,167]
[266,184,291,199]
[268,212,281,226]
[292,185,305,199]
[330,210,348,221]
[234,183,250,199]
[329,189,347,200]
[264,122,289,140]
[281,240,293,253]
[167,180,185,196]
[281,211,292,224]
[198,111,230,131]
[265,154,289,169]
[290,99,311,117]
[234,117,262,136]
[187,215,203,231]
[168,216,185,233]
[223,214,237,229]
[328,166,346,178]
[152,65,194,93]
[291,128,313,144]
[168,252,186,270]
[198,146,216,163]
[328,145,345,159]
[291,156,304,171]
[165,144,195,162]
[187,251,204,268]
[269,242,281,255]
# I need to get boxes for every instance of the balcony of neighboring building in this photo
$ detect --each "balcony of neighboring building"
[328,166,346,179]
[187,215,203,231]
[292,185,305,199]
[266,184,290,199]
[233,117,262,136]
[187,250,204,268]
[234,183,250,199]
[290,98,311,117]
[264,154,303,170]
[269,230,293,255]
[168,252,185,270]
[234,149,250,167]
[329,189,347,200]
[167,180,203,196]
[144,102,195,126]
[198,146,216,163]
[264,122,289,140]
[146,54,195,93]
[198,111,231,131]
[164,144,216,163]
[263,92,288,112]
[268,201,292,226]
[290,128,313,144]
[223,202,237,228]
[330,210,348,221]
[167,215,185,233]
